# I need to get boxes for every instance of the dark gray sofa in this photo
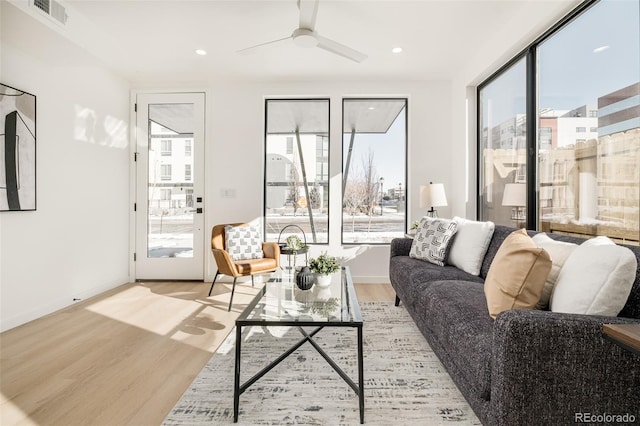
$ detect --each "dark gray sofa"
[389,225,640,426]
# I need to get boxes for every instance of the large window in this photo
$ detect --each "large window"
[264,99,329,244]
[537,0,639,243]
[478,0,639,245]
[478,58,527,227]
[342,99,407,244]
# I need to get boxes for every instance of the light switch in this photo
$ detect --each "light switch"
[221,189,236,198]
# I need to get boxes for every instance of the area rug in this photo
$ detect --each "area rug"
[164,302,481,425]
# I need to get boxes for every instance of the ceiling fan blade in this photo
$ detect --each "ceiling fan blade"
[237,36,292,55]
[298,0,319,30]
[316,34,367,63]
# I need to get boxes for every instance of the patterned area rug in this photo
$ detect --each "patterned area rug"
[164,302,481,425]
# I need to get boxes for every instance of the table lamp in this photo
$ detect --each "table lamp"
[420,182,448,217]
[502,183,526,224]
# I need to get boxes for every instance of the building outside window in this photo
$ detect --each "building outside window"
[342,98,407,244]
[264,99,329,244]
[538,0,639,243]
[148,121,194,219]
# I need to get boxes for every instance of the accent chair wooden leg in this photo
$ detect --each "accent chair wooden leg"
[208,271,220,297]
[395,295,401,306]
[228,277,238,312]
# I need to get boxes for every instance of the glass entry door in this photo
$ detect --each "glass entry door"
[135,92,205,279]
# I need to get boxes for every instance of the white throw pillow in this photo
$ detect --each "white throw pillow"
[531,233,578,310]
[550,236,637,316]
[225,225,264,261]
[447,217,495,276]
[409,216,458,266]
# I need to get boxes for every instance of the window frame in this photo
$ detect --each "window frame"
[263,98,331,246]
[340,97,409,246]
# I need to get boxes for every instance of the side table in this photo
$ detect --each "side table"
[602,323,640,356]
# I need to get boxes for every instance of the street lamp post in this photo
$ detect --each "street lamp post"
[379,177,384,216]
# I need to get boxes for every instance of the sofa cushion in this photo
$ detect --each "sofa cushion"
[417,280,494,400]
[484,229,552,319]
[390,256,483,311]
[447,217,495,276]
[410,217,458,266]
[550,236,637,316]
[531,233,578,310]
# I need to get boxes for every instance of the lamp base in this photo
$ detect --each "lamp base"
[426,208,438,218]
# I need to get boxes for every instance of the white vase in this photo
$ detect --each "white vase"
[315,273,332,288]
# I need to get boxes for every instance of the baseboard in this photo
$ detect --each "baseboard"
[0,277,128,332]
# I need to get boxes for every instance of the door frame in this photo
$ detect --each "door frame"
[129,89,209,281]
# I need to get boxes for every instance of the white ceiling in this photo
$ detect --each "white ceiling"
[59,0,580,84]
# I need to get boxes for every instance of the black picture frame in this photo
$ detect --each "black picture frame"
[0,83,36,211]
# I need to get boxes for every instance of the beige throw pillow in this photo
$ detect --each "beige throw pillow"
[484,229,552,319]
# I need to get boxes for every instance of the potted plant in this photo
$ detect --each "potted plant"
[404,219,420,236]
[284,235,308,268]
[309,252,340,288]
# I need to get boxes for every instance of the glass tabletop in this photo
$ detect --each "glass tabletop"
[236,267,362,326]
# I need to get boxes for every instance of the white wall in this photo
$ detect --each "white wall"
[197,79,453,283]
[0,3,130,331]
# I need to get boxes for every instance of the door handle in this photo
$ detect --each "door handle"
[196,208,203,214]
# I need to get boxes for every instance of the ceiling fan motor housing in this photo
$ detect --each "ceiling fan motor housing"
[292,28,319,48]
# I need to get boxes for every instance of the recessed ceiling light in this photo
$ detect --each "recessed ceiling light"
[368,106,376,110]
[392,47,403,54]
[195,49,207,56]
[593,45,610,53]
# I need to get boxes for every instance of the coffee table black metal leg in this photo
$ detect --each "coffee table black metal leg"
[357,324,364,423]
[234,325,242,422]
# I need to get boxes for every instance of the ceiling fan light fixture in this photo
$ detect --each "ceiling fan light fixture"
[292,28,319,48]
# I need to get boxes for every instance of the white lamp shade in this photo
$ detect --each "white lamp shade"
[502,183,526,207]
[420,183,448,208]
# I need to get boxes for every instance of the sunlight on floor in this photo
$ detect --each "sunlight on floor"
[82,282,263,353]
[0,399,36,425]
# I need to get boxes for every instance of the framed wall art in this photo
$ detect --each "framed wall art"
[0,83,36,211]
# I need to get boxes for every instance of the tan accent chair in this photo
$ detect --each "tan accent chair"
[208,223,280,311]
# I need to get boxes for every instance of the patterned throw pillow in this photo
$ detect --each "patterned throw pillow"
[410,217,458,266]
[225,225,264,261]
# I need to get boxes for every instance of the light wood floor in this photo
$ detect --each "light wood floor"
[0,279,395,426]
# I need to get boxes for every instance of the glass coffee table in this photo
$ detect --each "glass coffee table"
[233,266,364,423]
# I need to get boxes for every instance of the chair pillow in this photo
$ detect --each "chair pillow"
[550,236,637,316]
[531,233,578,310]
[484,229,552,319]
[225,225,264,261]
[447,217,495,276]
[409,217,457,266]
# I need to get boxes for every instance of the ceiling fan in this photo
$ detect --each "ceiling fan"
[237,0,367,63]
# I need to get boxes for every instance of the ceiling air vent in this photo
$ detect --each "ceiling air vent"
[32,0,68,26]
